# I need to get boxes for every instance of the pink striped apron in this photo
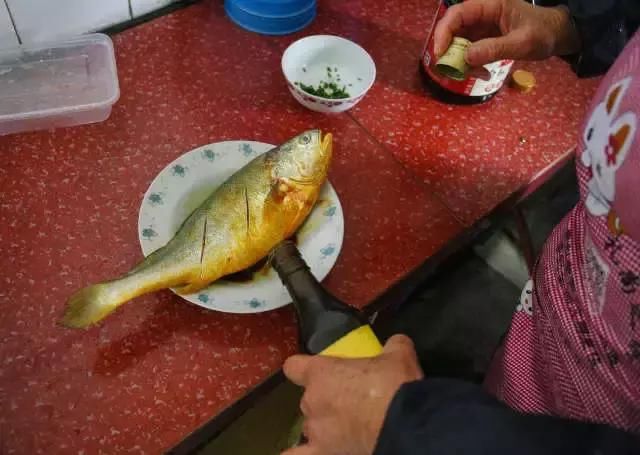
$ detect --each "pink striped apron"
[485,31,640,432]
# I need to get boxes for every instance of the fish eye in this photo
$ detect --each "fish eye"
[300,134,311,145]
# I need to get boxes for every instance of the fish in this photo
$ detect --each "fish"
[62,130,333,328]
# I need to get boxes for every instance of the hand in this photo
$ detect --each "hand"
[281,334,424,455]
[433,0,581,67]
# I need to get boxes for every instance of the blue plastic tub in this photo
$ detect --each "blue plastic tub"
[224,0,316,35]
[231,0,314,16]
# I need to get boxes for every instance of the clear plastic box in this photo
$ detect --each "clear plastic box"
[0,33,119,136]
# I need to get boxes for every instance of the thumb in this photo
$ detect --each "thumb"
[283,354,314,387]
[281,445,321,455]
[382,334,415,356]
[466,32,525,66]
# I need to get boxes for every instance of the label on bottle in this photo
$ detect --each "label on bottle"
[422,1,514,97]
[320,325,383,358]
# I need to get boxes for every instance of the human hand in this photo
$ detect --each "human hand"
[433,0,580,67]
[281,334,424,455]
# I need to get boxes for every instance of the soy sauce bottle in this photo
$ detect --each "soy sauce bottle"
[271,241,382,357]
[271,241,383,449]
[420,0,514,104]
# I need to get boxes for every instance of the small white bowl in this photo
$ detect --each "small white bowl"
[282,35,376,114]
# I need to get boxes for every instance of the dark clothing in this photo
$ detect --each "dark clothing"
[563,0,640,76]
[374,379,640,455]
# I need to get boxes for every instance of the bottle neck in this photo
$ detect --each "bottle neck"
[271,241,364,354]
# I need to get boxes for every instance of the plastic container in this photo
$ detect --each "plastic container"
[224,0,316,35]
[0,33,120,136]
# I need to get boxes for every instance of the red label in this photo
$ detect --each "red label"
[422,2,512,97]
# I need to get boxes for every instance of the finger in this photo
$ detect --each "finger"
[466,31,528,66]
[302,417,322,442]
[302,417,312,439]
[383,335,422,378]
[383,334,415,355]
[300,394,312,416]
[281,445,321,455]
[283,354,314,386]
[433,0,500,57]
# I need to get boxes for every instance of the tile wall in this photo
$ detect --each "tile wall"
[0,0,177,47]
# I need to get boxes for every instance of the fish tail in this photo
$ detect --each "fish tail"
[61,282,121,328]
[62,253,194,328]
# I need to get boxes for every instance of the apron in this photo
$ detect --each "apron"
[484,31,640,432]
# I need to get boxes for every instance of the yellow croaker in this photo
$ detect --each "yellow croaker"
[62,130,333,328]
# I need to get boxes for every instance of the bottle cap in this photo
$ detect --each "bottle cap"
[436,37,471,81]
[511,69,536,92]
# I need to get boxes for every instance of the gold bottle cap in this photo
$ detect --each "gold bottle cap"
[511,70,536,92]
[436,37,471,81]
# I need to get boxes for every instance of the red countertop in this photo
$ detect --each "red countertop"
[0,0,599,453]
[264,0,601,225]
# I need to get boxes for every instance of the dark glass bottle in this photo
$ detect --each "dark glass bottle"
[271,241,381,356]
[272,241,383,449]
[420,0,514,104]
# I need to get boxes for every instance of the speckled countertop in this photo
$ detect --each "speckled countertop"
[0,0,598,453]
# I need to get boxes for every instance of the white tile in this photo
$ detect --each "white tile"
[131,0,176,17]
[7,0,131,44]
[0,2,18,49]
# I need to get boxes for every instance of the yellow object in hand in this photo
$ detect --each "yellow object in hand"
[436,37,472,81]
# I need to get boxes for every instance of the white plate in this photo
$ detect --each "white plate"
[138,141,344,313]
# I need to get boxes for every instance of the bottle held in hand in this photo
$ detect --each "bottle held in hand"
[421,0,514,104]
[270,241,382,357]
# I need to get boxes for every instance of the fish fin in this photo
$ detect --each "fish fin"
[264,178,312,236]
[263,178,288,220]
[268,177,296,202]
[61,283,117,328]
[264,177,303,215]
[174,281,209,295]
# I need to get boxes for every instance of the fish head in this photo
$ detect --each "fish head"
[272,130,332,186]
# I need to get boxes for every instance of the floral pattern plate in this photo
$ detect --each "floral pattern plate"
[138,141,344,313]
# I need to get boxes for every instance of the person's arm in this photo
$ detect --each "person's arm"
[561,0,640,76]
[375,378,640,455]
[280,334,638,455]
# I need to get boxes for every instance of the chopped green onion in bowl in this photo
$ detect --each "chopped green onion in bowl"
[295,81,351,99]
